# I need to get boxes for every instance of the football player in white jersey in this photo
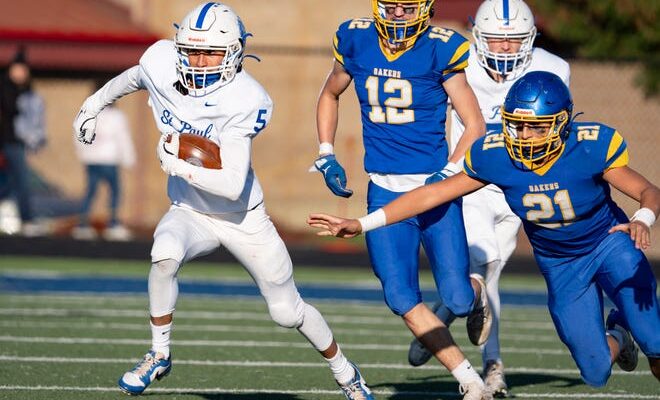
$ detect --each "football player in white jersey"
[73,3,373,399]
[406,0,570,396]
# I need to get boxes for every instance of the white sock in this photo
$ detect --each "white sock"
[451,359,483,386]
[324,347,355,385]
[151,321,172,359]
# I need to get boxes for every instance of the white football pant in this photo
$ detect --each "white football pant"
[462,186,521,364]
[148,204,334,351]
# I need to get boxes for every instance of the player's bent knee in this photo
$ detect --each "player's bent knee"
[148,259,180,317]
[444,294,473,317]
[268,302,304,328]
[383,295,418,316]
[150,259,179,281]
[579,358,611,387]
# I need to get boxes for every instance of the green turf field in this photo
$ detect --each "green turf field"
[0,256,657,399]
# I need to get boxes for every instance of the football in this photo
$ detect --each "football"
[175,133,222,169]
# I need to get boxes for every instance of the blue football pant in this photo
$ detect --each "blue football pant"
[365,181,474,316]
[536,231,660,387]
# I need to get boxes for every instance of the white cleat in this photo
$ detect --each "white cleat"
[483,360,508,398]
[336,362,374,400]
[460,381,493,400]
[118,350,171,395]
[467,274,492,346]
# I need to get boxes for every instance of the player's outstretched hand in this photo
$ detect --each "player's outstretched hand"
[307,213,362,238]
[609,221,651,250]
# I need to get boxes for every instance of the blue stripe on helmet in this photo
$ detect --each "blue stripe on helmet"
[503,0,510,25]
[195,2,217,29]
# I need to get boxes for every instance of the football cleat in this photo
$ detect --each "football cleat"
[118,350,171,395]
[408,301,457,367]
[459,381,493,400]
[606,309,638,372]
[337,362,374,400]
[483,360,508,398]
[467,274,493,346]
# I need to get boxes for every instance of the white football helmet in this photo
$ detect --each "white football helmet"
[175,2,247,96]
[472,0,537,79]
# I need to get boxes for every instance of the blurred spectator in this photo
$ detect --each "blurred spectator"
[72,100,135,241]
[0,47,47,236]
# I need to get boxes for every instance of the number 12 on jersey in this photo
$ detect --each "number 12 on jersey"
[365,76,414,124]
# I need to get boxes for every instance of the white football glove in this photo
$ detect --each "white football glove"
[73,108,98,144]
[157,133,186,176]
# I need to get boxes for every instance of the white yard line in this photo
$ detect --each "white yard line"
[0,335,569,355]
[0,355,652,377]
[0,385,655,398]
[0,307,557,329]
[0,319,562,342]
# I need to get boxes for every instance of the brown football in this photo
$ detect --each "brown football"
[176,133,222,169]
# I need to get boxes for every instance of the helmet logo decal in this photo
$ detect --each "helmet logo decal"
[195,3,219,29]
[513,108,535,115]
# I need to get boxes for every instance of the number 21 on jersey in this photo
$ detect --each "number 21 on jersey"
[365,76,414,124]
[523,189,576,228]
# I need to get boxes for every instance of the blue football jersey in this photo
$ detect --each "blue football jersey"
[464,122,630,257]
[333,19,470,174]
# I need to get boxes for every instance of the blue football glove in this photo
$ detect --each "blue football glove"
[314,154,353,198]
[425,162,461,185]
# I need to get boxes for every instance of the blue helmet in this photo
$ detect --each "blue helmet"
[502,71,573,166]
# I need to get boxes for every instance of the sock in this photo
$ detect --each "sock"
[151,321,172,359]
[451,359,482,386]
[324,347,354,385]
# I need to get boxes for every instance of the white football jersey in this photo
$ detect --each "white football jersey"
[86,39,273,215]
[450,45,570,153]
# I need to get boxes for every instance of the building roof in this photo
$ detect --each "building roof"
[433,0,482,26]
[0,0,160,73]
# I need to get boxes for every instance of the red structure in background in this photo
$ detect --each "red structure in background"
[0,0,159,72]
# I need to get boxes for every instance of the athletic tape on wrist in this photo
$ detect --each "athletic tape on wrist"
[357,209,386,233]
[319,142,334,155]
[631,207,656,228]
[442,162,462,176]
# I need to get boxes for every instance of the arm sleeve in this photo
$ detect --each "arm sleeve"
[175,97,273,199]
[176,131,253,200]
[81,66,143,116]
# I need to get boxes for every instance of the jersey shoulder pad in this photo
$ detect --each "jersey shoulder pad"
[334,18,374,64]
[140,40,174,67]
[221,72,273,137]
[425,26,470,76]
[571,122,628,170]
[464,133,505,182]
[226,72,273,111]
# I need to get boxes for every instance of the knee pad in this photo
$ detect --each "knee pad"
[267,299,304,329]
[148,259,180,317]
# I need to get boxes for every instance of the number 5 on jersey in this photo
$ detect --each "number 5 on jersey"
[365,76,414,124]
